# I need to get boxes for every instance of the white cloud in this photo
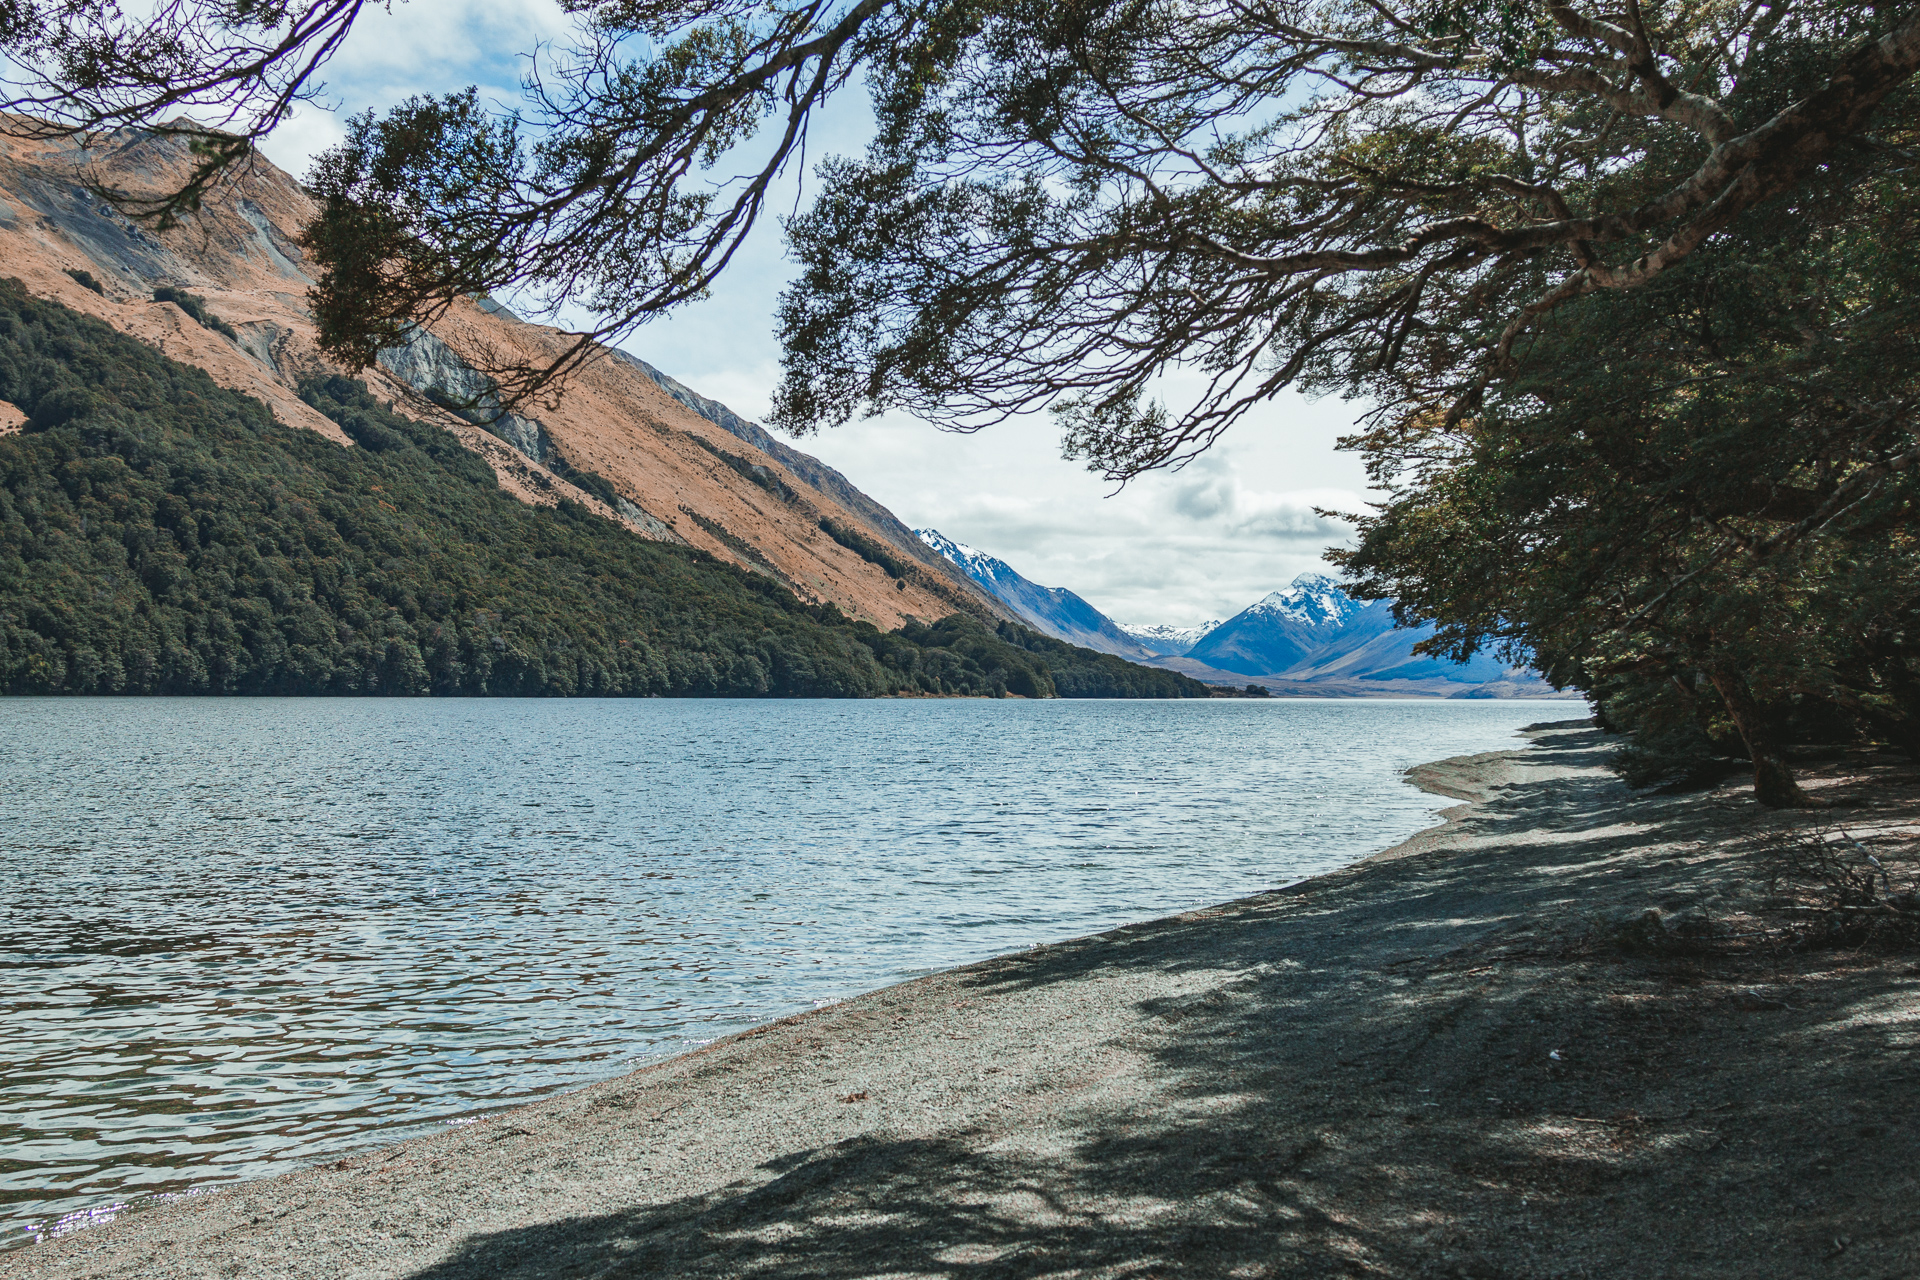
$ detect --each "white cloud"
[750,401,1372,626]
[255,0,573,179]
[260,102,348,177]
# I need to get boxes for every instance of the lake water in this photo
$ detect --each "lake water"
[0,696,1568,1246]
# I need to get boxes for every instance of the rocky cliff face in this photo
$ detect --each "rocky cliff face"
[0,122,1014,632]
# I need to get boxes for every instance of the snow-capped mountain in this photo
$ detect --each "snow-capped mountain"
[909,539,1539,693]
[915,529,1154,659]
[1186,572,1510,684]
[916,529,1018,595]
[1245,574,1363,629]
[1119,621,1224,657]
[1186,573,1389,675]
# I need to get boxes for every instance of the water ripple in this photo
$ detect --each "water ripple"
[1,696,1563,1245]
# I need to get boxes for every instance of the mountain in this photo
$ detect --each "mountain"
[1169,573,1529,692]
[914,530,1156,659]
[1185,574,1395,674]
[1119,621,1223,656]
[0,121,1220,698]
[0,282,1221,697]
[0,122,1017,635]
[610,352,990,607]
[908,525,1554,695]
[1279,623,1511,684]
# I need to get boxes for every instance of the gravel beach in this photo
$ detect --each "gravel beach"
[9,720,1919,1280]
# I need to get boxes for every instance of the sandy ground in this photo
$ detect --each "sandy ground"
[8,721,1919,1280]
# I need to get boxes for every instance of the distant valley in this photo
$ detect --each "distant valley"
[1120,621,1227,658]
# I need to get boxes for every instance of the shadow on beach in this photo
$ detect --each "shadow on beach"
[404,729,1920,1279]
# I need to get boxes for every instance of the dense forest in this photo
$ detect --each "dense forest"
[1326,17,1920,804]
[0,282,1207,699]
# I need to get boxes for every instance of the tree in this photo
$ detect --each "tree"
[4,0,1915,426]
[4,0,1917,798]
[1330,138,1920,805]
[770,1,1920,482]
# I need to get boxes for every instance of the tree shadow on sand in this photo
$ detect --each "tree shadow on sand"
[407,733,1920,1279]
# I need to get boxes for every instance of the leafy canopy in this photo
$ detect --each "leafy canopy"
[1330,88,1920,804]
[6,0,1915,446]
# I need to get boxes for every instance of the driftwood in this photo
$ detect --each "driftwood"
[1760,828,1920,950]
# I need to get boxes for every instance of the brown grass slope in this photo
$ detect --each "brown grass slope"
[0,122,1013,632]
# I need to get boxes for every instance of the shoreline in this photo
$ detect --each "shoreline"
[9,721,1919,1279]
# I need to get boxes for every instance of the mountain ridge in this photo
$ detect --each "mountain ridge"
[0,122,1015,635]
[612,352,998,610]
[1120,620,1224,656]
[914,528,1557,695]
[914,529,1157,659]
[1182,573,1529,691]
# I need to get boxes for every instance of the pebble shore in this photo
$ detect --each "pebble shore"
[9,720,1918,1280]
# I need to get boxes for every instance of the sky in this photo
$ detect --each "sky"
[257,0,1377,628]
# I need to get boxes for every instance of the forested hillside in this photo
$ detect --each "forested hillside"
[0,283,1206,699]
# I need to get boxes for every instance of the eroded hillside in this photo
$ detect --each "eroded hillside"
[0,122,1009,632]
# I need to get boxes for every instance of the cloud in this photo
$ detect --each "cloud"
[256,0,573,179]
[1166,456,1352,537]
[790,413,1371,625]
[1169,467,1235,521]
[262,103,347,177]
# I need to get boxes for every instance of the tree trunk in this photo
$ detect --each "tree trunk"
[1705,667,1820,808]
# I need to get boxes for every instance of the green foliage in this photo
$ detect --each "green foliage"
[1594,673,1742,791]
[0,281,1204,700]
[927,619,1211,699]
[543,450,623,509]
[422,383,495,427]
[301,90,534,377]
[63,268,104,295]
[819,517,910,581]
[686,433,798,503]
[683,510,786,583]
[1333,101,1920,802]
[151,286,237,339]
[419,382,624,509]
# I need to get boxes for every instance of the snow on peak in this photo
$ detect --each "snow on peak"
[916,528,1015,584]
[1122,621,1222,644]
[1246,572,1357,628]
[917,527,982,564]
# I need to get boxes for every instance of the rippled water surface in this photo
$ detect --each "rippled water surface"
[1,696,1566,1244]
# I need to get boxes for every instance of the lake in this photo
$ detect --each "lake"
[0,696,1568,1246]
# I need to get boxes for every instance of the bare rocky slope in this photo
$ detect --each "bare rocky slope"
[0,123,1011,633]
